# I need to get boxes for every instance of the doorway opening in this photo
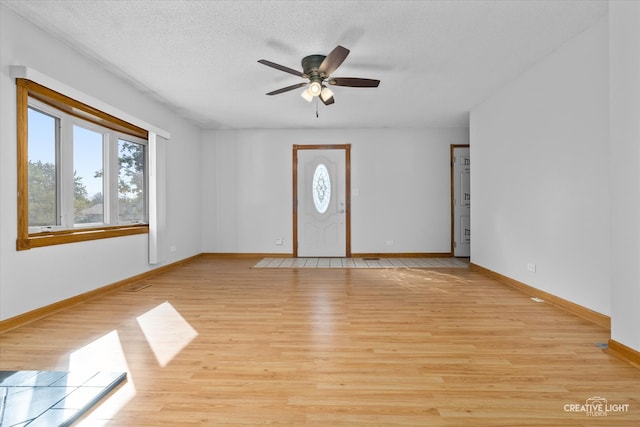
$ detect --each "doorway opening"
[292,144,351,257]
[451,145,470,257]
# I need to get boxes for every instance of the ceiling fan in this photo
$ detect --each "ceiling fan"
[258,45,380,106]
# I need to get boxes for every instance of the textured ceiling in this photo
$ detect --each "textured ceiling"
[1,0,607,130]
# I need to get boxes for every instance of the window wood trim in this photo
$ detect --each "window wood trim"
[19,224,150,250]
[17,79,148,139]
[16,78,150,251]
[17,83,29,249]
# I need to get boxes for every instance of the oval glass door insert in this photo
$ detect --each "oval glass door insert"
[312,164,331,214]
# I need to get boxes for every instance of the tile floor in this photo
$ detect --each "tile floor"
[0,370,126,427]
[254,257,470,269]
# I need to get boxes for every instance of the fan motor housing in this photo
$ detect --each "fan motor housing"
[302,54,326,79]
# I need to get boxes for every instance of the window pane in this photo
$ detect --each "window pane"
[118,139,146,223]
[28,107,58,227]
[73,125,104,224]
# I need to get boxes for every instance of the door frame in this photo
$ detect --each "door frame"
[292,144,351,258]
[450,144,470,256]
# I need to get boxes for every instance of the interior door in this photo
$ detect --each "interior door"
[452,146,470,257]
[296,148,347,257]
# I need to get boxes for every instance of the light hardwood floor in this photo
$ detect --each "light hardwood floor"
[1,257,639,426]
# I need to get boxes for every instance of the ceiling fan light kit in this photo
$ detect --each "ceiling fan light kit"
[320,86,334,104]
[300,88,313,102]
[258,45,380,109]
[308,80,322,95]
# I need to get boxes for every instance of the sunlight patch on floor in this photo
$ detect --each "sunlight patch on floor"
[68,330,134,424]
[136,301,199,367]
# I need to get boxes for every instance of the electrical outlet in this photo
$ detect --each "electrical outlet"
[527,263,536,273]
[170,245,177,252]
[385,240,394,246]
[275,238,284,245]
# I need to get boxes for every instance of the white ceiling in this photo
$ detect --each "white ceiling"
[2,0,607,130]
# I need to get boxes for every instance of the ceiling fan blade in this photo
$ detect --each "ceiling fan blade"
[258,59,304,78]
[328,77,380,88]
[318,45,350,76]
[266,82,307,96]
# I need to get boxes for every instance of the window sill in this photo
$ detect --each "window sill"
[17,224,149,250]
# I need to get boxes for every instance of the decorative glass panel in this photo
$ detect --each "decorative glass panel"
[312,164,331,214]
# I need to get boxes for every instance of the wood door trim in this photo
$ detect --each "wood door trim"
[292,144,351,258]
[450,144,470,256]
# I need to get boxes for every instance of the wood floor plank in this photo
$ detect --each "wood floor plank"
[1,257,638,426]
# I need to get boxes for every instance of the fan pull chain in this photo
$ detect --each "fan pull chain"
[316,97,319,118]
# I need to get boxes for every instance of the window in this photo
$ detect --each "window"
[17,79,149,250]
[118,138,147,223]
[27,107,58,227]
[72,124,104,225]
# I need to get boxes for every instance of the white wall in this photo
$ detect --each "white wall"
[0,6,202,321]
[470,17,610,315]
[201,128,468,254]
[609,1,640,351]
